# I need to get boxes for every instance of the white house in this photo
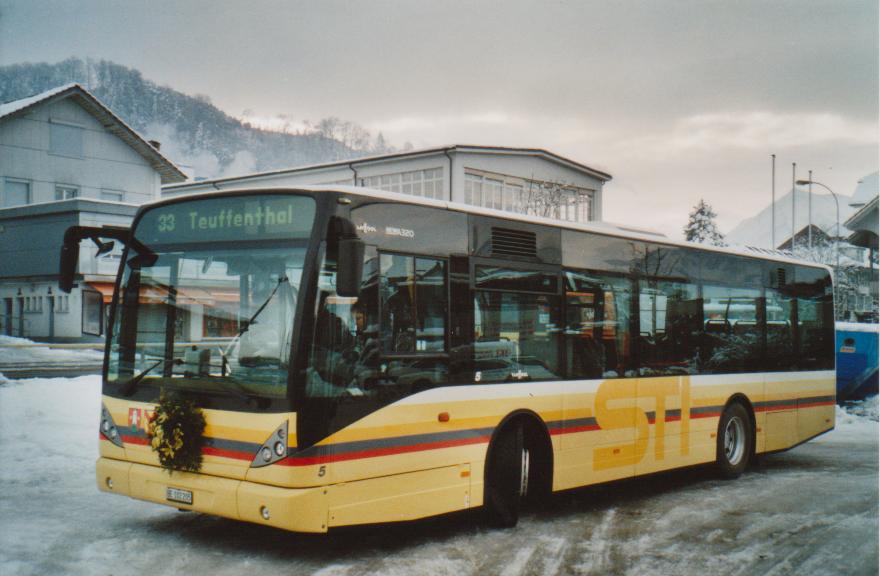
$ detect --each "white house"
[0,83,186,340]
[163,145,612,224]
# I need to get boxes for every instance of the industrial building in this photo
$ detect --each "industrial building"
[163,145,611,225]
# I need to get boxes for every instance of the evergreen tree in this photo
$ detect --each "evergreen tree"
[684,199,725,246]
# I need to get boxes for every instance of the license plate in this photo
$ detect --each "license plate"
[166,487,193,505]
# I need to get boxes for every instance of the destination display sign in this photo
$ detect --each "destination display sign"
[136,194,316,244]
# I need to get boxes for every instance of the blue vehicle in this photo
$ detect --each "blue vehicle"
[836,322,879,401]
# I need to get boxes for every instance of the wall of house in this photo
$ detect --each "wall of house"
[0,97,161,207]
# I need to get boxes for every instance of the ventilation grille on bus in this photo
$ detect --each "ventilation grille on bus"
[491,227,537,258]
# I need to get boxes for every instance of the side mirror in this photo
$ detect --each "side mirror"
[58,225,151,293]
[336,237,365,297]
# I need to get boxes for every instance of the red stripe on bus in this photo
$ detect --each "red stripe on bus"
[281,435,491,466]
[119,434,149,446]
[754,404,799,412]
[690,411,722,419]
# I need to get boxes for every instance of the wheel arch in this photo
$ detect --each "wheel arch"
[484,409,554,495]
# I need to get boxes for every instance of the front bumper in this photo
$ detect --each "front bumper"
[97,457,329,533]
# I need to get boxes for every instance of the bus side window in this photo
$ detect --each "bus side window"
[765,288,796,371]
[637,279,701,376]
[701,285,762,373]
[473,291,562,383]
[564,270,632,379]
[379,254,447,354]
[794,266,834,370]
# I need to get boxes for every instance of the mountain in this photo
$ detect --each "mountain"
[726,189,854,249]
[0,58,398,180]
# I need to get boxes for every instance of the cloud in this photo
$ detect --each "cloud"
[617,111,878,159]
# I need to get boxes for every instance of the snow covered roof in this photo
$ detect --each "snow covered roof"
[0,83,186,184]
[845,196,879,249]
[845,195,878,230]
[163,144,612,191]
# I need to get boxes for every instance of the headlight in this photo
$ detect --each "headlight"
[250,420,290,468]
[99,405,124,448]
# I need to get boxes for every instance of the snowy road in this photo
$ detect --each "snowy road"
[1,376,877,576]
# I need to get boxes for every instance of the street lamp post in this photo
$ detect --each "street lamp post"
[807,169,813,249]
[796,179,841,312]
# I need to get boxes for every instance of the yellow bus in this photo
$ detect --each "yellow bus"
[59,187,835,532]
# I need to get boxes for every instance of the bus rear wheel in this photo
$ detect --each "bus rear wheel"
[716,402,752,479]
[484,422,529,528]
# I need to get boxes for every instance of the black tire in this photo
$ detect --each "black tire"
[716,402,752,479]
[484,422,527,528]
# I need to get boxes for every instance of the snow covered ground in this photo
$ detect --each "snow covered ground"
[0,335,104,363]
[0,376,877,576]
[0,336,104,380]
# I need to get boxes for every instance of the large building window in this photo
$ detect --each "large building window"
[55,184,79,200]
[3,179,31,207]
[464,170,594,223]
[361,168,444,200]
[50,121,84,157]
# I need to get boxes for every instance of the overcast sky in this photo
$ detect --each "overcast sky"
[1,0,877,238]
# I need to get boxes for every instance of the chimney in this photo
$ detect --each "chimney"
[148,140,161,151]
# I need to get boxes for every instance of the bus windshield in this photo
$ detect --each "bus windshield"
[106,194,316,404]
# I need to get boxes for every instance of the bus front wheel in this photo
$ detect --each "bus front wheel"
[484,422,528,527]
[715,402,752,479]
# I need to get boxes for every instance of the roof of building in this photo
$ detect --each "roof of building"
[0,83,187,184]
[163,144,612,190]
[775,224,834,250]
[844,195,879,249]
[0,197,140,221]
[844,195,878,230]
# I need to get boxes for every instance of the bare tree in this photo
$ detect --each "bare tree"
[522,178,591,221]
[792,235,866,320]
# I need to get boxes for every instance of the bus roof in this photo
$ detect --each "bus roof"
[147,184,833,273]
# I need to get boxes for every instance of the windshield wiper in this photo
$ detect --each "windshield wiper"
[119,357,182,397]
[222,275,288,360]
